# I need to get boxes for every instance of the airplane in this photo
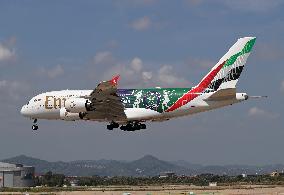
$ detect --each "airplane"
[21,37,265,131]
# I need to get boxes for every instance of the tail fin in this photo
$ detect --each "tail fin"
[196,37,256,92]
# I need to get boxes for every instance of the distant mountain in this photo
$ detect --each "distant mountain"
[2,155,192,176]
[2,155,284,176]
[2,155,76,175]
[172,160,284,176]
[172,160,203,170]
[127,155,192,176]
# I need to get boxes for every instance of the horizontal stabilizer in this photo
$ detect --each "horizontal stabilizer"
[206,88,236,101]
[247,95,268,99]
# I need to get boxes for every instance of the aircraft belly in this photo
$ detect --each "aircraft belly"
[124,108,161,120]
[34,109,60,119]
[160,98,239,119]
[123,97,239,121]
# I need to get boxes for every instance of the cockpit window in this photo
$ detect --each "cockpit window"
[38,99,41,101]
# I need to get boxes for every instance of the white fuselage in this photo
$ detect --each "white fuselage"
[20,89,246,123]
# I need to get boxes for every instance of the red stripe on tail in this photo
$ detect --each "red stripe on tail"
[165,61,225,112]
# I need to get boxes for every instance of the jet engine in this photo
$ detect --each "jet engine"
[59,108,80,121]
[65,98,92,113]
[236,93,248,101]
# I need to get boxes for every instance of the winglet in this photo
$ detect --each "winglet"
[110,75,120,86]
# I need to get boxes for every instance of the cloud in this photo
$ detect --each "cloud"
[130,57,143,72]
[0,80,30,101]
[93,51,114,65]
[142,71,153,80]
[281,81,284,92]
[0,44,15,61]
[248,107,278,119]
[102,55,190,88]
[222,0,284,12]
[156,65,191,87]
[131,16,151,31]
[186,57,215,69]
[102,57,141,85]
[0,37,17,63]
[38,64,64,79]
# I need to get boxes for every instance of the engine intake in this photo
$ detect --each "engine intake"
[65,98,92,113]
[236,93,248,101]
[59,108,80,121]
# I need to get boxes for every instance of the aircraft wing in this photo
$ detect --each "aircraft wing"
[85,75,127,121]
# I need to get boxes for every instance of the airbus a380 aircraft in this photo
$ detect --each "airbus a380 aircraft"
[21,37,264,131]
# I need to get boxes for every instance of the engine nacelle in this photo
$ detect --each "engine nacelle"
[65,98,92,113]
[59,108,80,121]
[236,93,248,101]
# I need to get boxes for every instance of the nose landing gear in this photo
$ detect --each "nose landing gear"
[32,125,38,130]
[32,119,38,130]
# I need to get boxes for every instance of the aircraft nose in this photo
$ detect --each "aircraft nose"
[20,105,28,117]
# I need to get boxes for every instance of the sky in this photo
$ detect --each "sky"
[0,0,283,165]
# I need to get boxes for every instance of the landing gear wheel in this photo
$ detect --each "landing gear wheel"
[32,125,38,130]
[140,124,146,129]
[133,123,141,131]
[120,125,126,131]
[106,122,120,130]
[120,122,146,131]
[125,123,133,131]
[112,122,119,128]
[107,125,113,130]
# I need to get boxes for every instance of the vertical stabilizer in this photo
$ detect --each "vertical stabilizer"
[197,37,256,91]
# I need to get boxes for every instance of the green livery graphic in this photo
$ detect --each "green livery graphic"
[118,88,191,113]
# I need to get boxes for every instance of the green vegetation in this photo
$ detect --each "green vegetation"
[1,173,284,193]
[34,171,69,187]
[76,173,284,186]
[29,172,284,187]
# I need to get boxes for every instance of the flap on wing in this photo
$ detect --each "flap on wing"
[206,88,236,101]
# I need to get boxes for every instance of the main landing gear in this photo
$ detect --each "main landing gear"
[106,121,146,131]
[32,119,38,130]
[120,122,146,131]
[107,122,120,130]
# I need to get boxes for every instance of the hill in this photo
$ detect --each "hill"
[2,155,192,176]
[2,155,284,176]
